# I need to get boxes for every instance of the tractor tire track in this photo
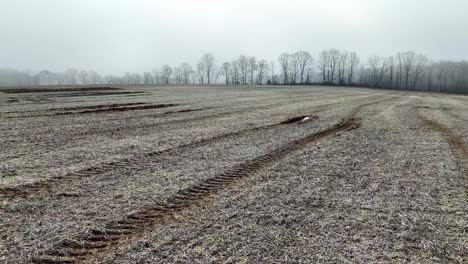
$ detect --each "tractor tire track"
[417,112,468,161]
[1,93,380,162]
[32,98,396,264]
[1,96,395,199]
[0,91,364,131]
[1,93,366,161]
[0,113,321,200]
[417,110,468,221]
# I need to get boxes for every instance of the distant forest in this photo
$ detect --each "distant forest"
[2,49,468,94]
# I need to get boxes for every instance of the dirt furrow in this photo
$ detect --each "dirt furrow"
[3,102,147,114]
[31,105,366,263]
[417,112,468,161]
[1,96,396,199]
[1,93,381,162]
[0,114,320,200]
[5,103,178,118]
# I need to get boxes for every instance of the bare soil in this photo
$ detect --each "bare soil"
[0,85,467,263]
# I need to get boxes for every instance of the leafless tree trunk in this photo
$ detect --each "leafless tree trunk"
[337,51,348,86]
[248,56,257,85]
[292,51,312,85]
[328,49,340,85]
[256,60,268,85]
[238,55,248,85]
[368,56,388,88]
[269,61,276,85]
[411,54,428,89]
[161,65,172,85]
[347,52,359,86]
[400,51,416,89]
[387,56,394,89]
[199,53,216,85]
[221,62,231,85]
[196,63,205,85]
[180,63,193,84]
[317,50,329,84]
[278,53,290,85]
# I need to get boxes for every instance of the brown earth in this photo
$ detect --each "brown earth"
[0,85,467,263]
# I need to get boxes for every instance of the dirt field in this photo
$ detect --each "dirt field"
[0,85,467,263]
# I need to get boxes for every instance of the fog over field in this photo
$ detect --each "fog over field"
[1,0,468,74]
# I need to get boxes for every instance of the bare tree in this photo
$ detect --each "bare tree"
[317,50,329,84]
[78,70,89,84]
[88,70,101,84]
[399,51,416,89]
[256,59,268,85]
[278,53,290,84]
[196,63,205,84]
[347,52,360,86]
[248,56,257,85]
[199,53,216,85]
[152,68,162,85]
[230,60,240,85]
[294,51,313,84]
[161,64,172,85]
[318,49,340,85]
[220,62,231,85]
[238,55,249,85]
[180,63,192,84]
[368,56,388,88]
[143,72,153,84]
[63,68,79,85]
[173,66,183,84]
[411,54,429,89]
[7,50,468,94]
[337,51,348,86]
[269,61,276,85]
[290,52,301,84]
[386,56,394,89]
[328,49,340,85]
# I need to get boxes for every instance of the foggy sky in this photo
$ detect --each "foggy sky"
[2,0,468,75]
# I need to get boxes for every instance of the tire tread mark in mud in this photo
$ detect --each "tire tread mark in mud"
[0,114,320,199]
[417,112,468,160]
[2,93,381,162]
[6,103,178,118]
[32,106,368,264]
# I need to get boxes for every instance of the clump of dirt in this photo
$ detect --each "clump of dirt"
[281,115,318,124]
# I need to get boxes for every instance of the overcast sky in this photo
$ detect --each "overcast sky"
[1,0,468,75]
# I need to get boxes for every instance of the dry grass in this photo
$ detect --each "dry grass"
[0,85,467,263]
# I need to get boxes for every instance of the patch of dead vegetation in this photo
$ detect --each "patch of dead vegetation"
[32,106,363,263]
[417,113,468,160]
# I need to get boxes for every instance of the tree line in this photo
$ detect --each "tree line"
[2,50,468,94]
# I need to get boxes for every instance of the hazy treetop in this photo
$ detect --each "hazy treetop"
[2,0,468,75]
